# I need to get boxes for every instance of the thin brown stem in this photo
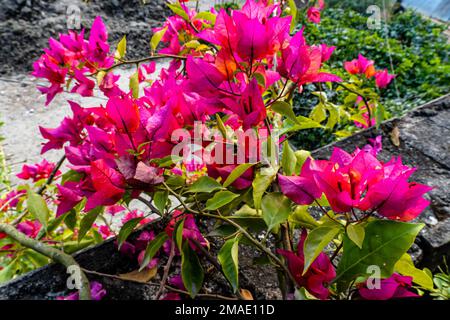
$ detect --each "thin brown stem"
[155,239,176,299]
[37,155,66,195]
[90,54,187,75]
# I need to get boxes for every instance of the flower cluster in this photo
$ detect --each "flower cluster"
[278,229,335,299]
[279,141,432,221]
[0,0,434,301]
[344,54,395,89]
[32,17,113,105]
[16,159,59,182]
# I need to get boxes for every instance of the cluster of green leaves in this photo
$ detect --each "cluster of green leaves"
[0,179,107,282]
[291,7,449,149]
[308,8,449,114]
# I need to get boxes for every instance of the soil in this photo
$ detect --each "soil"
[0,0,170,75]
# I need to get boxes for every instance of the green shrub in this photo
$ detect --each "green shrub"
[291,8,450,149]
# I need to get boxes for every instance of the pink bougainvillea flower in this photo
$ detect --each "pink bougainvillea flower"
[344,54,376,78]
[85,159,125,210]
[71,69,95,97]
[307,0,325,24]
[16,159,58,182]
[165,210,208,251]
[105,205,126,216]
[358,273,419,300]
[99,72,123,98]
[278,30,341,89]
[307,7,321,24]
[318,44,336,63]
[277,230,335,300]
[56,182,84,216]
[94,224,113,240]
[32,16,112,104]
[279,146,432,221]
[0,190,26,212]
[32,55,67,105]
[121,210,152,226]
[374,69,395,89]
[0,232,6,239]
[39,101,92,154]
[197,1,290,64]
[57,281,106,300]
[17,220,42,239]
[39,118,79,153]
[362,135,383,157]
[221,78,266,129]
[278,157,326,205]
[161,275,185,300]
[142,61,156,75]
[87,17,113,67]
[105,95,140,134]
[364,172,433,221]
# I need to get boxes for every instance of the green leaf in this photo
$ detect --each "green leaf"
[288,0,298,32]
[271,101,299,124]
[64,209,77,231]
[294,150,311,174]
[336,220,424,287]
[310,103,327,123]
[394,253,434,290]
[176,219,185,252]
[129,72,139,99]
[24,250,49,267]
[187,176,222,193]
[194,11,217,24]
[150,26,167,52]
[325,103,339,129]
[27,191,49,229]
[223,163,255,188]
[261,192,291,231]
[290,205,319,229]
[61,170,82,184]
[153,190,168,214]
[181,241,204,298]
[215,114,228,138]
[64,239,94,254]
[281,141,296,176]
[139,232,169,271]
[252,167,277,210]
[375,102,385,129]
[303,225,342,274]
[78,206,103,242]
[205,191,239,210]
[346,223,365,249]
[117,217,144,249]
[167,2,190,21]
[0,258,18,282]
[115,35,127,60]
[234,204,258,217]
[165,175,186,187]
[218,236,240,293]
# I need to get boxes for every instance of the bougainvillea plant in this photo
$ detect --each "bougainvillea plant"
[0,0,442,300]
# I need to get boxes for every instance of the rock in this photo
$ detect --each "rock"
[0,0,171,75]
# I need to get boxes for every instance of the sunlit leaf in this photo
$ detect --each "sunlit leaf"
[303,224,342,274]
[181,241,204,298]
[218,236,240,293]
[205,191,239,210]
[261,192,291,231]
